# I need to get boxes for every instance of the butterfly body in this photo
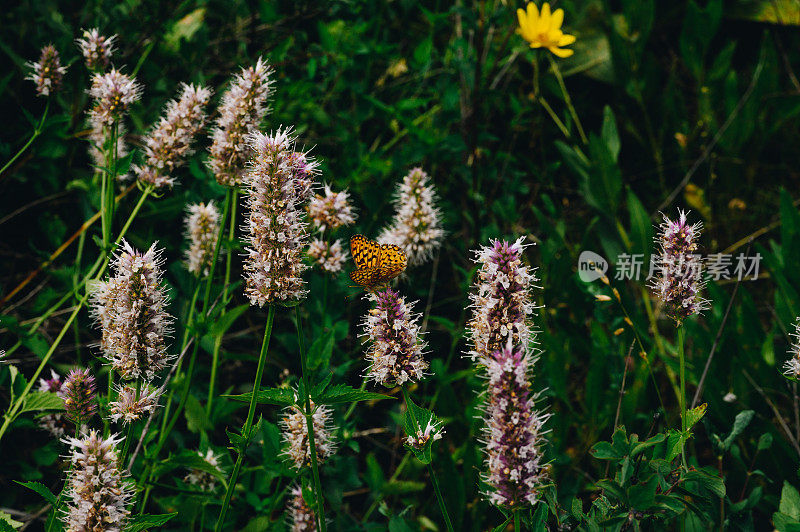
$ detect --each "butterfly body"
[349,234,407,291]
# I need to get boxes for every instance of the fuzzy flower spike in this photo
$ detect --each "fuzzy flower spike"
[243,129,316,306]
[133,83,212,188]
[783,319,800,379]
[280,399,336,469]
[76,28,116,71]
[467,238,548,509]
[379,168,444,266]
[62,430,133,531]
[361,288,428,387]
[287,485,318,531]
[91,240,173,381]
[88,68,142,127]
[184,201,221,277]
[27,44,67,96]
[208,57,272,186]
[60,368,98,427]
[650,210,708,322]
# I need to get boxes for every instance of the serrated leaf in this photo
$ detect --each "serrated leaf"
[184,394,212,433]
[401,395,440,464]
[685,403,707,431]
[19,392,65,414]
[123,512,178,531]
[781,481,800,520]
[223,386,296,406]
[312,384,391,405]
[14,480,57,504]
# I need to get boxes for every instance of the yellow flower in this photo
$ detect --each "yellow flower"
[516,2,576,58]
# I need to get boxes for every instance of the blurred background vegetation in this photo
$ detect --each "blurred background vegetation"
[2,0,800,530]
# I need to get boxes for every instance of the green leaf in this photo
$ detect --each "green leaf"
[123,513,178,531]
[223,386,296,407]
[758,432,774,451]
[184,394,212,433]
[14,480,57,504]
[627,190,652,257]
[685,403,707,431]
[19,392,65,414]
[208,304,248,338]
[781,482,800,520]
[722,410,755,451]
[631,433,666,456]
[402,395,440,464]
[682,470,726,498]
[306,330,335,371]
[163,8,205,52]
[596,479,628,504]
[600,106,620,161]
[312,384,391,405]
[590,441,620,460]
[0,512,21,531]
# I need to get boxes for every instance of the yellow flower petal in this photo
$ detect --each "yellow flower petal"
[529,42,543,49]
[541,3,551,27]
[517,8,528,29]
[558,33,576,46]
[526,2,539,21]
[549,46,574,58]
[551,8,564,29]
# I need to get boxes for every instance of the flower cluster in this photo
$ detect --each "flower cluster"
[650,210,708,321]
[62,431,133,532]
[783,319,800,379]
[76,28,116,71]
[243,130,315,306]
[91,240,173,381]
[405,418,445,451]
[379,168,444,267]
[307,238,348,273]
[467,238,536,361]
[308,185,356,232]
[109,385,161,425]
[60,368,98,427]
[88,69,142,127]
[280,400,336,469]
[37,370,67,437]
[467,238,547,508]
[26,44,67,96]
[516,2,576,58]
[208,57,272,186]
[287,485,318,532]
[361,288,428,387]
[184,201,221,277]
[132,83,212,188]
[183,449,223,491]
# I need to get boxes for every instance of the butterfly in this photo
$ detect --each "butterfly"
[349,234,407,291]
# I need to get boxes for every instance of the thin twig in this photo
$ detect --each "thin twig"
[614,342,635,430]
[742,369,800,458]
[691,258,745,408]
[420,250,441,334]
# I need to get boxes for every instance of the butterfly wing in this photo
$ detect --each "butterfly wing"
[377,243,408,282]
[350,234,381,269]
[349,267,383,289]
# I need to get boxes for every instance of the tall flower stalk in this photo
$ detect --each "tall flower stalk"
[359,287,453,530]
[216,129,315,531]
[650,210,708,468]
[467,238,548,522]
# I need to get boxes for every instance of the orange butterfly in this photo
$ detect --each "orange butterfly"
[349,234,407,291]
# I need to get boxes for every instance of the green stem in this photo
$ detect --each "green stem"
[677,324,687,469]
[549,56,588,145]
[401,386,453,532]
[215,305,275,532]
[296,306,327,532]
[514,511,521,532]
[0,100,49,179]
[207,188,237,416]
[343,376,368,421]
